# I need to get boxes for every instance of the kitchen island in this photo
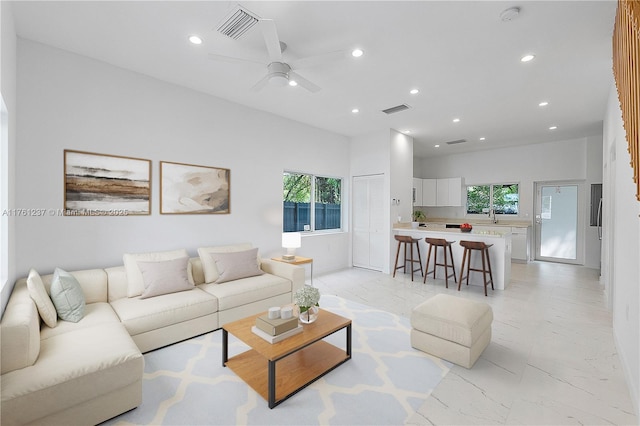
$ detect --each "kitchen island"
[394,225,512,290]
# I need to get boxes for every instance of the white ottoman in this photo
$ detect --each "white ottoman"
[410,294,493,368]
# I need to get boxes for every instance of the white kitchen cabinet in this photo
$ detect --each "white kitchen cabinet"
[511,227,530,262]
[412,178,423,206]
[447,177,463,206]
[435,177,463,206]
[422,179,437,206]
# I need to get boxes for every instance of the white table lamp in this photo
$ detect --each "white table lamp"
[282,232,301,261]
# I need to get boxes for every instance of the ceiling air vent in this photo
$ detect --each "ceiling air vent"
[216,6,260,40]
[446,139,467,145]
[381,104,411,115]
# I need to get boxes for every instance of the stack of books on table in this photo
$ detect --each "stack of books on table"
[251,314,302,343]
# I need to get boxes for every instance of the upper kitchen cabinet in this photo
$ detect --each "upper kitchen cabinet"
[422,179,437,206]
[412,178,423,206]
[414,177,463,206]
[436,177,463,206]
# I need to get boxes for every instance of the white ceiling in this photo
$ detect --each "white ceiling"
[11,1,616,158]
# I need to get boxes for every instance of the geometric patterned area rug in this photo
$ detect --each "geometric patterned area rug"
[103,295,451,425]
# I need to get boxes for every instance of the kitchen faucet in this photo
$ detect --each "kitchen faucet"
[490,209,498,224]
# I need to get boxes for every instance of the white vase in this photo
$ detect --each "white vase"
[298,306,319,324]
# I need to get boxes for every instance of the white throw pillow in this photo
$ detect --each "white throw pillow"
[26,269,57,328]
[137,256,193,299]
[50,268,86,323]
[210,248,264,284]
[197,243,253,283]
[123,249,192,297]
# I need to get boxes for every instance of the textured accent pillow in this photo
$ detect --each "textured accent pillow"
[197,243,253,283]
[210,248,264,284]
[26,269,57,328]
[137,256,194,299]
[50,268,86,323]
[123,249,192,297]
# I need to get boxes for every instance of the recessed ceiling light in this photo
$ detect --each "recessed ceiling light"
[402,130,411,134]
[351,108,359,113]
[549,126,558,130]
[188,35,203,45]
[453,118,460,123]
[288,80,298,87]
[479,137,486,141]
[521,54,535,62]
[539,101,549,107]
[434,145,440,148]
[410,89,419,95]
[351,48,364,58]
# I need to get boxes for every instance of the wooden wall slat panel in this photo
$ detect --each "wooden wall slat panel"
[613,0,640,200]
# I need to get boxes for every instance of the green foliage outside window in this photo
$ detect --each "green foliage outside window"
[283,172,342,231]
[467,184,519,215]
[283,173,311,202]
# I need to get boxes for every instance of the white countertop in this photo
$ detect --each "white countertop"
[394,225,510,238]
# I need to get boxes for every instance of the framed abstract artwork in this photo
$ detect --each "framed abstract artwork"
[64,150,151,216]
[160,161,230,214]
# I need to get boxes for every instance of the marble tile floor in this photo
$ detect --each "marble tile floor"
[313,262,638,425]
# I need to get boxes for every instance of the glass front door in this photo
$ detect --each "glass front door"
[534,182,584,264]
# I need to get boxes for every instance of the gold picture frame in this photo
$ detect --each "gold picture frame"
[160,161,230,214]
[64,150,151,216]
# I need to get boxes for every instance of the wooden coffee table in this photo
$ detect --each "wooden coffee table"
[222,309,352,408]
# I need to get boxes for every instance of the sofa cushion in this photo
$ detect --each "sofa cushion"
[26,269,58,328]
[50,268,86,323]
[197,243,253,283]
[42,268,108,305]
[198,273,291,311]
[137,256,193,299]
[0,282,41,374]
[123,249,192,297]
[109,287,218,336]
[0,323,143,426]
[40,303,121,341]
[209,248,264,284]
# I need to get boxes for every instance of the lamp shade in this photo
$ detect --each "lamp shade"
[282,232,301,249]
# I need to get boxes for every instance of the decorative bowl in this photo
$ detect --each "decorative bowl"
[461,228,472,233]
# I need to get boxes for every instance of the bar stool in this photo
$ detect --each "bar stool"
[459,240,494,296]
[393,235,423,281]
[423,238,457,288]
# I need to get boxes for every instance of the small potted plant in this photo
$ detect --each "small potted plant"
[294,285,320,324]
[412,210,426,228]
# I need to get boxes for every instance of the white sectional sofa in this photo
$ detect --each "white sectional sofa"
[0,244,304,425]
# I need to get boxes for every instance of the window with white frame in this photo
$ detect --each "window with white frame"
[283,172,342,232]
[467,183,519,215]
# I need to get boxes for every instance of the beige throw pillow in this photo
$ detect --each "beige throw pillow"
[209,248,264,284]
[26,269,57,328]
[137,256,193,299]
[123,249,192,297]
[197,243,253,283]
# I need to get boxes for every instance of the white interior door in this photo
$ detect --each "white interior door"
[534,181,584,264]
[352,174,384,271]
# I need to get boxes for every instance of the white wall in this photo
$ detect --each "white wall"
[389,130,413,270]
[602,82,639,416]
[415,136,603,268]
[14,39,350,281]
[1,1,17,315]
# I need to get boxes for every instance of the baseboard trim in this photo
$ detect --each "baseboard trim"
[613,324,639,419]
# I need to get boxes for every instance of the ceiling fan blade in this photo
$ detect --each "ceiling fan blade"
[289,71,321,93]
[259,19,282,62]
[208,53,264,66]
[250,74,270,92]
[289,50,349,70]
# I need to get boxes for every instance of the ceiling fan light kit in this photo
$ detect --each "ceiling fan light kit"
[209,13,351,94]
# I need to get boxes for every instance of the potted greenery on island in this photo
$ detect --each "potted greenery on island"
[412,210,427,228]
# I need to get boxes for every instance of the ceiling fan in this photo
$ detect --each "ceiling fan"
[209,18,347,93]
